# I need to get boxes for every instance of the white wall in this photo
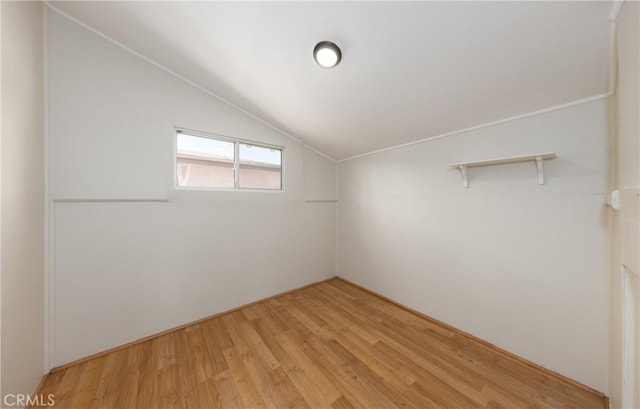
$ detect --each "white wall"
[1,0,45,403]
[337,99,609,391]
[304,146,336,201]
[608,2,640,407]
[48,10,336,366]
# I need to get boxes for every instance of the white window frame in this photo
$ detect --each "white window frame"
[174,127,284,191]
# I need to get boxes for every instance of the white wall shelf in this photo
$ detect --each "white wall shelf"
[448,152,557,188]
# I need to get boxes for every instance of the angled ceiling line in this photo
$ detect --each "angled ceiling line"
[44,2,337,163]
[337,3,620,164]
[336,92,610,163]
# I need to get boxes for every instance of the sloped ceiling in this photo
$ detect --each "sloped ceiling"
[50,1,612,160]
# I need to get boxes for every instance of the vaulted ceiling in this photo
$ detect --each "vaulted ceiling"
[51,1,612,160]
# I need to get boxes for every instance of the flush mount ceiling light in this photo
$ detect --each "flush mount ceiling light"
[313,41,342,68]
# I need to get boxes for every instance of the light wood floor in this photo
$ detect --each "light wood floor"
[34,278,606,409]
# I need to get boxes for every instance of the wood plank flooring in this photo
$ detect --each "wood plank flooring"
[34,278,606,408]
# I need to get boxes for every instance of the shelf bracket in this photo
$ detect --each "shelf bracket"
[458,165,469,188]
[535,156,544,185]
[448,152,556,188]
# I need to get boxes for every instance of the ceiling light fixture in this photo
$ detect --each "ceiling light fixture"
[313,41,342,68]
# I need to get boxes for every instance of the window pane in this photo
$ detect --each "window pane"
[176,133,235,188]
[238,143,282,190]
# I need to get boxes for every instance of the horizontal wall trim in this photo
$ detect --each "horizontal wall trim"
[49,276,335,373]
[52,198,169,203]
[334,276,607,400]
[338,92,611,163]
[44,3,335,163]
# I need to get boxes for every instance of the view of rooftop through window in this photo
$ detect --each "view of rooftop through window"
[176,131,282,190]
[239,142,281,165]
[177,133,233,160]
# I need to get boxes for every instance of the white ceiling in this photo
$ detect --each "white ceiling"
[50,1,612,160]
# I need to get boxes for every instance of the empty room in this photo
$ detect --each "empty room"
[1,1,639,408]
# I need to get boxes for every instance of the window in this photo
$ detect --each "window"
[176,130,282,190]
